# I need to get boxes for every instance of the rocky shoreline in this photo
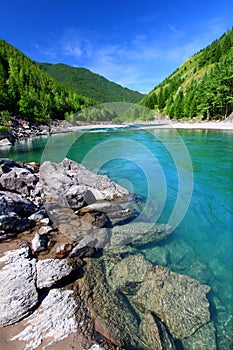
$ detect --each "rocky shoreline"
[1,114,233,148]
[0,116,127,147]
[0,157,217,349]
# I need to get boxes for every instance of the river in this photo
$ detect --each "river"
[0,126,232,349]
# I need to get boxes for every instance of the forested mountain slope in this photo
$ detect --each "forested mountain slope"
[140,28,233,120]
[0,40,94,122]
[39,63,144,103]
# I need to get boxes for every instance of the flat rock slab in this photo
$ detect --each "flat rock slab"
[0,247,38,326]
[133,265,211,339]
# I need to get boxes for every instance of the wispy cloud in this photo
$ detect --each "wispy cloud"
[33,16,230,93]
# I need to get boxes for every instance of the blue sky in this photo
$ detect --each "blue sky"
[0,1,232,93]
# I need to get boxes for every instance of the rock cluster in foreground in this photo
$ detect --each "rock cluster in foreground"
[0,158,216,349]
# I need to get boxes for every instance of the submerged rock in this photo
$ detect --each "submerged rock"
[133,265,211,339]
[139,313,177,350]
[110,222,172,247]
[0,247,38,326]
[74,256,179,350]
[107,254,150,294]
[74,257,143,349]
[182,321,217,350]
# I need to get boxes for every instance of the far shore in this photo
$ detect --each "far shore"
[1,118,233,148]
[58,119,233,132]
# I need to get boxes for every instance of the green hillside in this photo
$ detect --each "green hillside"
[0,40,94,122]
[140,28,233,120]
[39,63,144,104]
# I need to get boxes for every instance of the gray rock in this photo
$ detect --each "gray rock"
[0,190,37,216]
[69,236,98,258]
[11,289,78,350]
[0,212,33,233]
[40,217,50,225]
[110,222,172,247]
[44,204,92,242]
[0,137,11,146]
[61,158,129,200]
[31,233,48,253]
[0,212,22,231]
[36,259,74,289]
[38,225,53,235]
[28,208,48,221]
[133,265,211,339]
[0,158,38,196]
[0,132,15,145]
[65,184,94,209]
[0,247,38,326]
[39,159,129,211]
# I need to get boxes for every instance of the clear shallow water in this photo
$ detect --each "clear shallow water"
[1,127,232,349]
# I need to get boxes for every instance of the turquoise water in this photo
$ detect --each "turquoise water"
[0,127,232,349]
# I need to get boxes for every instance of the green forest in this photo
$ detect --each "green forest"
[39,63,144,104]
[0,40,96,123]
[0,28,233,125]
[140,28,233,120]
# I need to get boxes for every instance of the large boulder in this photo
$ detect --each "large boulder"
[61,158,129,200]
[133,265,211,339]
[0,247,38,326]
[39,159,129,210]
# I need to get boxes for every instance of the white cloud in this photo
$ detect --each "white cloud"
[33,17,231,93]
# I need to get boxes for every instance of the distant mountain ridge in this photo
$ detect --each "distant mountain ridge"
[39,63,144,104]
[140,28,233,120]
